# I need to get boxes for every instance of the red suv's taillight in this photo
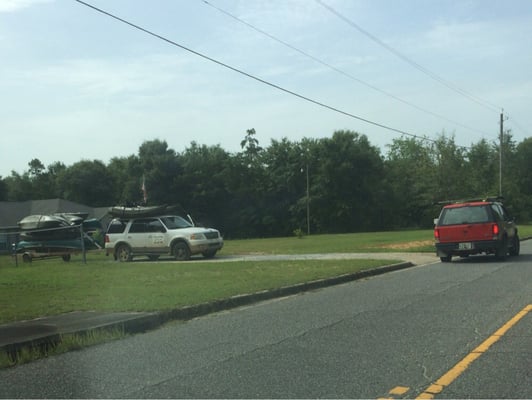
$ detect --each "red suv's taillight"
[434,229,440,242]
[492,224,499,236]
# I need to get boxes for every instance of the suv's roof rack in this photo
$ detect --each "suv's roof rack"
[435,196,504,205]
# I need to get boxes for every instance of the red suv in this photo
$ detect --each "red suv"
[434,198,520,262]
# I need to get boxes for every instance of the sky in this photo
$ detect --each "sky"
[1,0,531,177]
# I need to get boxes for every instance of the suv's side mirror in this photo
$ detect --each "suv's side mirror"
[433,218,439,226]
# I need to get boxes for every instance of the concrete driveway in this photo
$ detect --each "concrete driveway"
[211,252,439,266]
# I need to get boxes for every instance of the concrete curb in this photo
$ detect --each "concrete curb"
[2,261,415,357]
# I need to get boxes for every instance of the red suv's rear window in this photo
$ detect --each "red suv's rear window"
[438,205,490,225]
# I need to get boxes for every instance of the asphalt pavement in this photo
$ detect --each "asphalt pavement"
[0,252,438,359]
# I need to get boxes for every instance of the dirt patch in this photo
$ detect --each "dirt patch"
[373,240,434,250]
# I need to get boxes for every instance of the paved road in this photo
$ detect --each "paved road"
[1,244,530,398]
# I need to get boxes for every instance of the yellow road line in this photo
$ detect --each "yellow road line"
[389,386,410,395]
[377,386,411,399]
[416,304,532,399]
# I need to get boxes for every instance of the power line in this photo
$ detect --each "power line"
[504,115,528,137]
[73,0,463,148]
[200,0,488,137]
[315,0,502,114]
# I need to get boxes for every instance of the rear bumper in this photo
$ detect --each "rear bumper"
[435,240,500,257]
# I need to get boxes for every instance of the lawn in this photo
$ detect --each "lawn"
[0,255,398,324]
[1,227,530,325]
[224,229,436,254]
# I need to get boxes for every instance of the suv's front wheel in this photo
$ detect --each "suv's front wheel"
[172,242,190,261]
[116,244,132,262]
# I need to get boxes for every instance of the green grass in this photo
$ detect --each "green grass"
[2,226,530,325]
[1,227,529,368]
[0,327,127,368]
[0,253,399,324]
[224,229,436,254]
[518,224,532,238]
[0,230,435,325]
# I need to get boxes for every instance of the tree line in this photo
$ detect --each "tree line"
[1,129,530,238]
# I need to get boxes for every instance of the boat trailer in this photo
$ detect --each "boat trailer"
[20,248,78,263]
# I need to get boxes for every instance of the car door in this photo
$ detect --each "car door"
[127,219,150,252]
[145,218,167,252]
[127,218,167,253]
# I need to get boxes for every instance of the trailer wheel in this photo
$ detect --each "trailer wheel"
[22,253,32,263]
[62,254,71,262]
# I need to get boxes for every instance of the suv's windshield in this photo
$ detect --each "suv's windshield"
[160,215,193,229]
[439,205,490,225]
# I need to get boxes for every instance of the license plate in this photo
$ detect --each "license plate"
[459,242,473,250]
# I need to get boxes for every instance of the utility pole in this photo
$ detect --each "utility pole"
[499,111,504,197]
[306,163,310,236]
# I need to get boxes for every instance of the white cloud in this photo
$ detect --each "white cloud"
[11,54,193,98]
[0,0,52,13]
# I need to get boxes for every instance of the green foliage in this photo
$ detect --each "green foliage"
[0,177,7,201]
[1,129,531,237]
[56,160,114,207]
[0,251,397,324]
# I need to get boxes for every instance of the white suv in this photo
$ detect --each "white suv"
[105,215,223,262]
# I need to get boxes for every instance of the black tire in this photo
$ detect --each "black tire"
[440,255,452,263]
[62,254,71,262]
[172,242,190,261]
[116,244,132,262]
[148,255,160,261]
[22,253,32,263]
[202,250,217,259]
[495,237,508,260]
[509,235,520,256]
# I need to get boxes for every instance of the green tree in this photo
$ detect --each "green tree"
[312,130,384,232]
[432,134,467,201]
[4,171,32,201]
[137,139,182,206]
[28,159,63,199]
[179,142,232,230]
[260,137,312,236]
[465,139,498,197]
[513,136,532,221]
[107,155,143,205]
[0,176,7,201]
[56,160,115,206]
[224,129,267,237]
[384,137,437,228]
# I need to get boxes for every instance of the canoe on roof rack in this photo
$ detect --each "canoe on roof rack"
[108,204,178,218]
[434,196,504,206]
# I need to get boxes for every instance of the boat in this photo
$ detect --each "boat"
[18,214,79,241]
[18,214,69,231]
[54,212,89,225]
[108,204,178,218]
[16,237,99,252]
